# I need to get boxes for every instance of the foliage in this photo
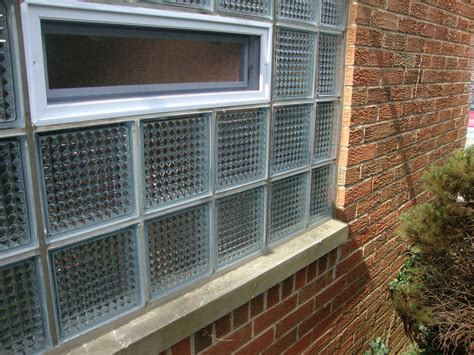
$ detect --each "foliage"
[365,337,390,355]
[391,147,474,354]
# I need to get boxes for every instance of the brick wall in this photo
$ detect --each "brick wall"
[160,1,472,353]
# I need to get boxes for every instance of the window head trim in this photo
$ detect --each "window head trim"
[21,0,272,126]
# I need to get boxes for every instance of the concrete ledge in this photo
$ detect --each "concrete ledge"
[69,219,348,355]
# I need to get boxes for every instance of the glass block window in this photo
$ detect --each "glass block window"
[310,165,334,223]
[0,1,16,125]
[0,138,30,252]
[276,0,317,24]
[147,205,210,297]
[217,109,267,189]
[143,115,210,209]
[321,0,345,28]
[217,0,271,17]
[38,124,133,236]
[271,104,311,174]
[50,227,139,338]
[314,101,338,162]
[269,173,307,243]
[0,259,47,354]
[317,33,341,96]
[217,187,265,268]
[2,1,347,350]
[274,28,315,98]
[140,0,211,10]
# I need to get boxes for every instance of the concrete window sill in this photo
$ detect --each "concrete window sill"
[68,219,348,355]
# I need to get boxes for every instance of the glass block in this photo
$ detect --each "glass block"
[317,34,341,96]
[0,139,31,252]
[143,115,209,208]
[50,228,139,338]
[271,104,311,175]
[321,0,344,27]
[217,187,264,267]
[217,109,267,189]
[140,0,211,9]
[0,259,47,354]
[276,0,317,24]
[314,101,337,162]
[0,2,16,124]
[147,205,210,297]
[269,173,307,243]
[217,0,271,17]
[274,28,315,98]
[310,165,333,223]
[38,124,133,236]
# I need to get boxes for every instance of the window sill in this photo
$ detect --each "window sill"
[67,219,348,355]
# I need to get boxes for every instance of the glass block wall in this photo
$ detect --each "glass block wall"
[0,0,346,352]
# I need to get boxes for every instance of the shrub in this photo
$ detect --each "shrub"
[390,147,474,353]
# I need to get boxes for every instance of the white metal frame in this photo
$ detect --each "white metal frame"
[21,0,272,126]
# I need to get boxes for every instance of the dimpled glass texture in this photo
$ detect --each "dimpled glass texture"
[271,104,311,175]
[276,0,317,24]
[0,139,30,252]
[274,28,315,98]
[39,124,133,236]
[317,34,340,96]
[141,0,211,9]
[217,0,271,17]
[321,0,344,27]
[310,165,333,223]
[147,205,210,297]
[269,174,307,243]
[0,2,16,124]
[143,115,209,209]
[50,228,139,338]
[217,109,267,189]
[0,259,46,354]
[217,187,264,267]
[314,101,337,162]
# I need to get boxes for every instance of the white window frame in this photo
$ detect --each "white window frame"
[21,0,272,126]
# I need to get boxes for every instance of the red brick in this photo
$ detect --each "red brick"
[276,299,313,337]
[283,329,312,355]
[171,337,191,355]
[353,68,381,86]
[372,10,398,30]
[295,268,306,290]
[250,294,264,317]
[263,328,297,355]
[282,276,294,299]
[233,303,249,329]
[351,106,378,125]
[215,314,231,339]
[387,0,410,15]
[202,324,252,355]
[254,296,297,335]
[367,87,391,104]
[266,284,280,308]
[355,28,383,47]
[348,144,376,165]
[234,328,274,355]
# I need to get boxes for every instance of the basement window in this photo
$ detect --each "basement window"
[42,21,260,103]
[22,2,271,125]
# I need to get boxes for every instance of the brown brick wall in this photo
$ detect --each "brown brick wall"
[160,1,472,353]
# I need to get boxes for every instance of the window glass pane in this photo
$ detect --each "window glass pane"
[42,22,260,101]
[0,1,16,124]
[50,227,139,339]
[0,259,47,353]
[0,138,31,252]
[38,124,133,236]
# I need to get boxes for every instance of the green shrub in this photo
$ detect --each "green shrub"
[391,147,474,353]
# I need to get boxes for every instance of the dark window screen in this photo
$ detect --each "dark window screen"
[42,21,260,102]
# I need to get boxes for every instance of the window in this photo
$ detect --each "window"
[22,2,271,125]
[43,22,260,103]
[1,0,347,353]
